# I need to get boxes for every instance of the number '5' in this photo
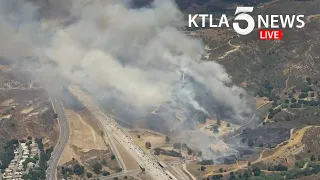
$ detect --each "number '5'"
[233,7,255,35]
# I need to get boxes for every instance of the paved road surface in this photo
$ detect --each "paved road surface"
[69,85,177,180]
[47,86,126,180]
[97,118,127,172]
[169,166,190,180]
[46,95,70,180]
[99,169,140,180]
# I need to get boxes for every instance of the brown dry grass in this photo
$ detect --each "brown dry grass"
[59,109,108,165]
[157,154,181,163]
[257,126,310,164]
[186,162,201,178]
[20,106,34,114]
[199,118,238,138]
[306,14,320,23]
[114,140,139,170]
[201,126,312,178]
[1,99,14,106]
[255,97,270,108]
[187,160,249,178]
[129,129,183,164]
[240,81,248,88]
[130,129,167,151]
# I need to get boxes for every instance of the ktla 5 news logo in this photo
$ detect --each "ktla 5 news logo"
[188,7,306,40]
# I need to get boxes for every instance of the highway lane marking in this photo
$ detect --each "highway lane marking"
[46,96,70,180]
[68,86,175,180]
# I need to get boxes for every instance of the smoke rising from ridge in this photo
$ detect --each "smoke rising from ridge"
[0,0,258,159]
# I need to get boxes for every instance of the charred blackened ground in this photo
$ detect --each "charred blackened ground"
[236,127,290,149]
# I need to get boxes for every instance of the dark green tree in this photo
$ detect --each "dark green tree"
[247,139,254,147]
[86,172,92,178]
[111,154,116,160]
[252,167,261,176]
[165,136,170,142]
[73,164,84,175]
[219,168,223,173]
[102,171,110,176]
[92,162,102,174]
[217,119,221,126]
[145,142,151,149]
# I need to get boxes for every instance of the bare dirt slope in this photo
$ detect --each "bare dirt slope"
[0,89,58,149]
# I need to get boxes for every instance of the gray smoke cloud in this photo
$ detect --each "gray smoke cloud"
[0,0,257,159]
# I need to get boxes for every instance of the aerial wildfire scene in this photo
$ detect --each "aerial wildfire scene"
[0,0,320,180]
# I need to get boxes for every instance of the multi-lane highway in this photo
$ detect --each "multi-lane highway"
[98,169,141,180]
[68,85,177,180]
[44,85,186,180]
[46,95,70,180]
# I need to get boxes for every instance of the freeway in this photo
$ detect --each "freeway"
[99,119,127,172]
[99,169,141,180]
[168,165,190,180]
[69,85,177,180]
[100,162,197,180]
[46,95,70,180]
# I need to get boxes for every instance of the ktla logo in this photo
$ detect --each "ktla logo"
[188,7,305,40]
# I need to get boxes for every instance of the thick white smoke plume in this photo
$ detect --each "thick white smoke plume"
[0,0,257,159]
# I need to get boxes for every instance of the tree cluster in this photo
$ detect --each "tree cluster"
[0,139,19,170]
[23,147,53,180]
[145,141,151,149]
